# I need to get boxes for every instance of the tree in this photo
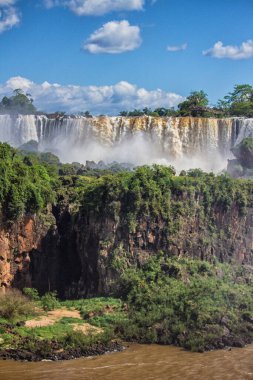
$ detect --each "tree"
[128,109,145,117]
[0,89,36,114]
[119,111,128,116]
[178,90,209,117]
[154,107,178,117]
[79,111,92,118]
[218,84,253,117]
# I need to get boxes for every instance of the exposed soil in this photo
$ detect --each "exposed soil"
[72,323,103,335]
[25,308,82,328]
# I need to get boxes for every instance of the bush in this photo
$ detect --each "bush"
[61,329,112,350]
[114,256,253,351]
[0,289,35,321]
[23,288,40,301]
[40,291,60,311]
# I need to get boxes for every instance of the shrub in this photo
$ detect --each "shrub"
[61,329,112,350]
[40,292,60,312]
[23,288,40,301]
[0,289,35,321]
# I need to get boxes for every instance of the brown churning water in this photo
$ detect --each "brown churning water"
[1,344,253,380]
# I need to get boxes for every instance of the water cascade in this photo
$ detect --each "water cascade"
[0,115,252,171]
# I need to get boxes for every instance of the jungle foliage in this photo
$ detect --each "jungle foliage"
[0,143,56,221]
[114,256,253,351]
[81,165,252,234]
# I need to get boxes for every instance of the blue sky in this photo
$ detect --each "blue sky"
[0,0,252,114]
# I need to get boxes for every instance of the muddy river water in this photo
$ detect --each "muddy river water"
[1,344,253,380]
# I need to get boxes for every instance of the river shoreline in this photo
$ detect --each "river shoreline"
[0,331,253,362]
[0,340,124,362]
[1,343,253,380]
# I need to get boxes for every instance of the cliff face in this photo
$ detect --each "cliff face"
[1,196,253,298]
[0,213,52,291]
[72,204,253,297]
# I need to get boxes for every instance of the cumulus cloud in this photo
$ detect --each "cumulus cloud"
[0,76,184,114]
[167,43,187,52]
[44,0,144,16]
[203,40,253,60]
[83,20,142,54]
[0,0,20,33]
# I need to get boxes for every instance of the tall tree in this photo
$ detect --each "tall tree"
[178,91,209,117]
[218,84,253,117]
[0,90,36,114]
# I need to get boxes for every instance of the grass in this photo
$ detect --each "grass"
[62,297,122,312]
[0,296,124,351]
[13,321,74,341]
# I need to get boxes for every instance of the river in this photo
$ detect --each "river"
[1,344,253,380]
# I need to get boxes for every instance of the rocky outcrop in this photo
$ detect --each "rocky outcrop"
[0,212,54,292]
[227,138,253,178]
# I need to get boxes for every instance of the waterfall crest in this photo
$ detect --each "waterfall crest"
[0,115,251,171]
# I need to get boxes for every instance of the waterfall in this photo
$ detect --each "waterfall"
[0,114,250,171]
[233,118,253,146]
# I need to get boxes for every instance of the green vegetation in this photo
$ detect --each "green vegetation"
[40,292,60,311]
[1,263,253,357]
[1,84,253,117]
[113,256,253,352]
[0,140,253,356]
[0,143,56,221]
[218,84,253,117]
[177,90,211,117]
[0,290,35,322]
[23,288,40,301]
[119,84,253,118]
[62,298,127,328]
[81,165,252,234]
[0,292,121,360]
[0,89,37,114]
[119,107,178,117]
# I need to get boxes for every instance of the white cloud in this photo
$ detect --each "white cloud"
[167,43,187,52]
[44,0,144,16]
[0,0,20,33]
[83,20,142,54]
[0,0,16,5]
[203,40,253,60]
[0,76,184,114]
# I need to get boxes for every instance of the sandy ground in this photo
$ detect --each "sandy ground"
[25,308,103,334]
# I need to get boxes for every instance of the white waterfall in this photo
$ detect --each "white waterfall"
[233,118,253,146]
[0,114,250,171]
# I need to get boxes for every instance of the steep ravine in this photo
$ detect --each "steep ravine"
[1,195,253,297]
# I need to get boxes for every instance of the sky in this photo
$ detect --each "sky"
[0,0,252,114]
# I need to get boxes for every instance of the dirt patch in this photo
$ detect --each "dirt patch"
[25,308,82,328]
[72,323,103,335]
[25,308,104,335]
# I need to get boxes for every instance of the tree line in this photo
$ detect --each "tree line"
[0,84,253,117]
[120,85,253,118]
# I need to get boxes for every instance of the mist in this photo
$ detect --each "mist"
[40,131,228,173]
[0,114,246,173]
